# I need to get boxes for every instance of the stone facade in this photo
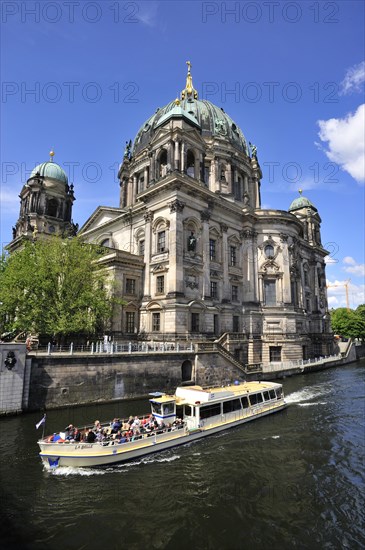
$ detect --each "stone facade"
[79,67,333,363]
[0,344,29,414]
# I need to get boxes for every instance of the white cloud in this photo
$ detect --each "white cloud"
[317,104,365,183]
[0,186,20,213]
[343,256,356,265]
[342,256,365,277]
[340,61,365,95]
[325,255,338,265]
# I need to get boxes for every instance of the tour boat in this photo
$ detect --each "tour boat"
[38,380,286,469]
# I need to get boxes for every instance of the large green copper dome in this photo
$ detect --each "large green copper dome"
[132,63,249,157]
[30,161,68,183]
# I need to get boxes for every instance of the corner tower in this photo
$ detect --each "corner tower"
[8,151,77,252]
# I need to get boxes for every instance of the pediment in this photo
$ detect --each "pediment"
[79,206,125,234]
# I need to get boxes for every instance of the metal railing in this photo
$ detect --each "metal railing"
[31,341,196,356]
[262,353,343,373]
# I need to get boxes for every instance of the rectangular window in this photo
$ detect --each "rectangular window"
[152,312,160,332]
[264,279,276,306]
[191,313,200,333]
[209,239,216,261]
[304,270,309,285]
[139,240,145,256]
[231,285,238,302]
[156,275,165,294]
[157,231,166,253]
[230,246,237,267]
[125,278,136,294]
[126,312,135,333]
[269,390,276,400]
[223,399,242,413]
[200,403,221,419]
[241,396,249,409]
[263,391,270,401]
[233,315,239,332]
[249,394,258,406]
[269,346,282,362]
[210,281,218,299]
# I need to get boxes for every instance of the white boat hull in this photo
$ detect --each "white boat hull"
[39,401,286,468]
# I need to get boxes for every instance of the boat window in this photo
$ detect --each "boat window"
[241,396,249,409]
[263,391,270,401]
[269,390,276,400]
[185,405,192,416]
[276,387,282,399]
[256,393,263,403]
[249,394,258,406]
[200,403,221,420]
[151,402,162,415]
[162,402,175,415]
[223,399,242,413]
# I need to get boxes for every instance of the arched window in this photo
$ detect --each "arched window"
[46,198,58,218]
[100,238,110,247]
[158,150,168,178]
[220,165,226,181]
[187,150,195,178]
[265,244,274,258]
[182,360,192,382]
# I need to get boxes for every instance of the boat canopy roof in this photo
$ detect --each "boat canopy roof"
[151,381,282,406]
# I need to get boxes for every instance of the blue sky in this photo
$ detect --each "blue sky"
[1,0,364,308]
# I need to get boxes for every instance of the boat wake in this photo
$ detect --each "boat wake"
[48,466,107,476]
[45,454,181,476]
[297,401,328,407]
[286,385,331,405]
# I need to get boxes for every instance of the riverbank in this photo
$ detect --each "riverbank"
[1,340,363,415]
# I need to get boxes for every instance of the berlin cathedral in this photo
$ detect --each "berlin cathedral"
[8,63,333,365]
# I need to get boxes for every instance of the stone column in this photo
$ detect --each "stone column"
[149,154,155,184]
[167,200,185,297]
[221,223,229,300]
[180,142,185,173]
[143,211,154,298]
[127,178,133,207]
[226,164,232,194]
[201,210,211,299]
[280,234,291,304]
[133,174,138,203]
[174,140,180,171]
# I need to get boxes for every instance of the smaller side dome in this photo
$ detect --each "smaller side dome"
[30,161,68,184]
[289,192,317,213]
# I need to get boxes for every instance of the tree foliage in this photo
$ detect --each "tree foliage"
[0,237,120,341]
[330,306,365,340]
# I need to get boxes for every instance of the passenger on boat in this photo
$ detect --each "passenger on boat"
[94,420,101,431]
[128,416,134,426]
[131,416,140,431]
[86,429,96,443]
[65,424,75,440]
[111,418,121,433]
[73,428,81,442]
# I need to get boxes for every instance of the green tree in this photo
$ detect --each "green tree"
[330,307,365,341]
[0,237,121,342]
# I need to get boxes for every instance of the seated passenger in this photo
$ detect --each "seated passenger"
[111,418,121,433]
[73,427,81,442]
[86,429,96,443]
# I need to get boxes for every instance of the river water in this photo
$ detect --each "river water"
[0,361,364,550]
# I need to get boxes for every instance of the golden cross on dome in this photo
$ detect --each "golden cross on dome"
[181,60,198,100]
[49,149,55,162]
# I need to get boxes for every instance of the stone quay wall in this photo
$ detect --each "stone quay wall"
[25,351,245,412]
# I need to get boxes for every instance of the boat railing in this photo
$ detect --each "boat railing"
[41,420,187,445]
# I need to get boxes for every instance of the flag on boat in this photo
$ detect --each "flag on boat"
[36,414,46,429]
